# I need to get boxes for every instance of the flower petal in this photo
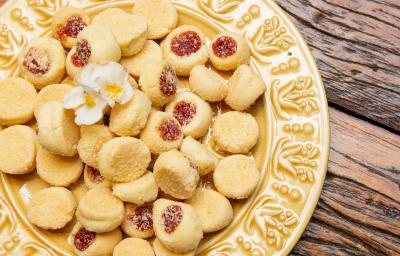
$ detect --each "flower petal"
[64,87,85,109]
[74,98,107,125]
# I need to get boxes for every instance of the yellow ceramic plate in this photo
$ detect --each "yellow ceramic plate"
[0,0,329,255]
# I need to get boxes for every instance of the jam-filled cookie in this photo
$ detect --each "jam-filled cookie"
[121,40,163,77]
[209,32,250,71]
[153,199,203,253]
[98,137,151,183]
[34,83,73,118]
[180,137,218,176]
[37,101,80,157]
[0,77,37,126]
[114,238,155,256]
[121,203,154,239]
[76,187,124,233]
[189,65,228,102]
[77,125,115,169]
[84,165,112,189]
[0,125,36,175]
[139,61,178,107]
[109,89,152,137]
[52,7,90,49]
[162,25,208,76]
[113,171,158,205]
[132,0,178,39]
[140,111,183,155]
[165,92,212,139]
[153,238,195,256]
[212,111,259,154]
[92,9,148,56]
[225,65,266,111]
[153,150,199,200]
[186,188,233,233]
[18,37,66,89]
[70,222,122,256]
[28,187,77,230]
[36,144,83,187]
[213,154,260,199]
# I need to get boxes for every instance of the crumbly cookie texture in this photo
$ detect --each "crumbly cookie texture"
[83,165,112,189]
[34,83,73,118]
[189,65,228,102]
[114,238,155,256]
[121,203,155,239]
[153,238,196,256]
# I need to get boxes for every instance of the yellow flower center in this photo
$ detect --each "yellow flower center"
[85,95,96,108]
[105,84,124,100]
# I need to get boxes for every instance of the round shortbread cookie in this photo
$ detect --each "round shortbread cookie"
[120,40,163,77]
[98,137,151,183]
[68,177,89,201]
[153,238,195,256]
[0,125,36,175]
[0,77,37,126]
[113,171,158,205]
[34,83,73,118]
[70,222,122,256]
[18,37,66,89]
[28,187,77,230]
[161,25,208,76]
[153,150,199,200]
[76,187,124,233]
[121,203,154,239]
[37,101,80,157]
[84,165,112,189]
[186,188,233,233]
[212,111,259,154]
[140,111,183,155]
[153,199,203,253]
[114,238,155,256]
[213,154,260,199]
[51,7,90,48]
[132,0,178,39]
[209,31,250,71]
[189,65,228,102]
[77,125,115,169]
[36,144,83,187]
[165,91,213,139]
[180,137,218,176]
[109,89,152,137]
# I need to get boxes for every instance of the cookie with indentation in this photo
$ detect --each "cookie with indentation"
[84,165,112,189]
[180,137,218,176]
[186,188,233,233]
[139,62,177,107]
[18,37,66,89]
[36,144,83,187]
[98,137,151,183]
[28,187,77,230]
[132,0,178,39]
[209,32,250,71]
[165,91,212,139]
[162,25,208,76]
[76,187,124,233]
[37,101,80,156]
[121,40,163,77]
[154,150,199,200]
[113,171,158,205]
[34,83,73,118]
[52,7,90,49]
[114,238,155,256]
[0,125,36,175]
[225,65,266,111]
[153,199,203,253]
[212,111,259,154]
[121,203,154,239]
[153,238,195,256]
[189,65,228,102]
[78,125,115,169]
[0,77,37,126]
[109,89,152,137]
[213,154,260,199]
[92,8,148,56]
[140,111,183,155]
[70,222,122,256]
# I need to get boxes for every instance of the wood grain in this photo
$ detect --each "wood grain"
[291,108,400,256]
[275,0,400,132]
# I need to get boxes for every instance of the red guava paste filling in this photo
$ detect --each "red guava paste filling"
[162,205,183,234]
[158,119,181,142]
[87,166,104,184]
[159,65,177,96]
[57,16,87,40]
[74,227,96,251]
[71,39,91,67]
[173,101,197,126]
[212,36,237,58]
[171,31,202,57]
[127,204,153,232]
[22,47,50,75]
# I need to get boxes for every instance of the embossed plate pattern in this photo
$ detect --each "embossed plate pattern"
[0,0,329,255]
